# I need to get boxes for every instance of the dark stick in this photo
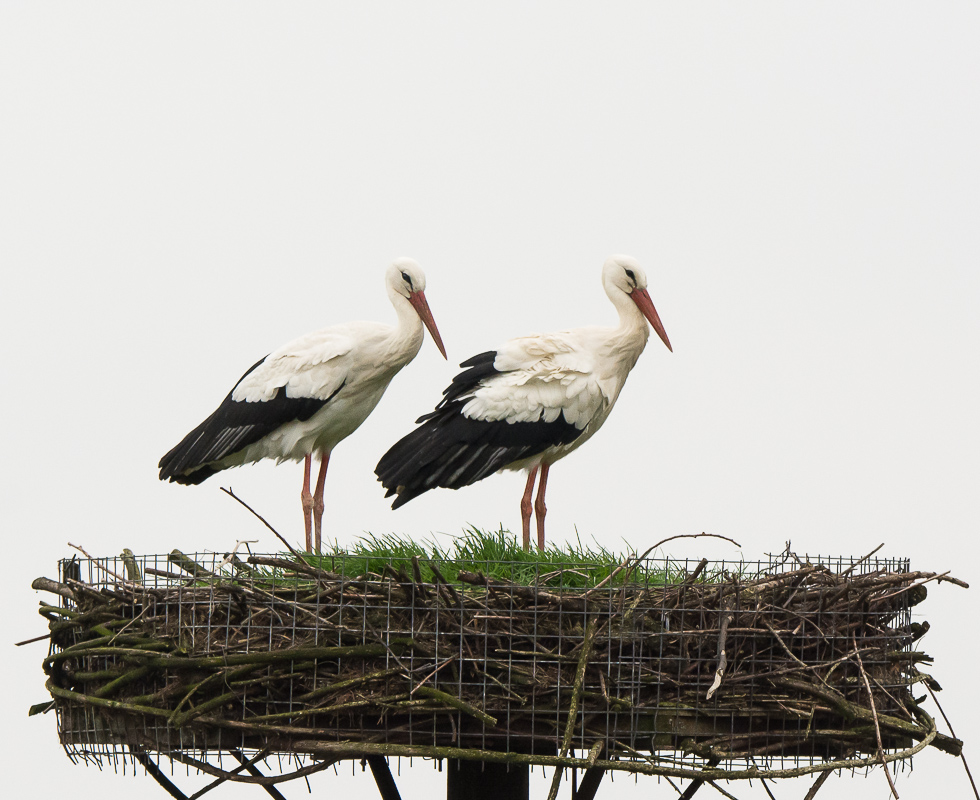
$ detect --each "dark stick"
[220,486,308,563]
[648,532,742,551]
[840,543,885,577]
[367,755,404,800]
[853,635,898,799]
[706,594,734,700]
[132,749,190,800]
[572,767,606,800]
[679,758,721,799]
[704,780,741,800]
[167,747,339,786]
[803,769,833,799]
[229,750,289,800]
[15,632,52,646]
[926,684,980,800]
[185,749,273,800]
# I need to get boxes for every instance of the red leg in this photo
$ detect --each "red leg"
[520,467,539,550]
[534,464,550,551]
[312,452,330,554]
[301,454,314,552]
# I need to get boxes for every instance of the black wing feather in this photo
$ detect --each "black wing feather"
[159,357,341,484]
[375,350,582,507]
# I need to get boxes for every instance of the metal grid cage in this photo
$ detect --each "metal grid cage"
[40,549,947,781]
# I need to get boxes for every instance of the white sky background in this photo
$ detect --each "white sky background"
[2,3,978,798]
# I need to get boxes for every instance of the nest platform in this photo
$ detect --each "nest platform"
[34,548,965,790]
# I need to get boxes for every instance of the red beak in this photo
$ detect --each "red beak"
[630,288,672,352]
[408,290,448,359]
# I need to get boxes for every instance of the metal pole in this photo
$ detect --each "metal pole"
[447,759,529,800]
[572,767,606,800]
[367,756,404,800]
[131,750,189,800]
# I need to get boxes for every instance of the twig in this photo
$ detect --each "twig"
[679,757,722,798]
[803,769,834,800]
[413,686,496,726]
[228,750,289,800]
[166,747,339,786]
[649,532,742,552]
[410,657,457,696]
[747,757,778,800]
[220,486,307,563]
[411,555,432,600]
[704,781,741,800]
[686,558,710,583]
[67,542,134,585]
[706,594,734,700]
[870,571,962,605]
[186,748,272,800]
[67,541,96,560]
[297,668,401,703]
[853,634,898,799]
[15,632,52,647]
[585,546,655,597]
[925,683,980,800]
[428,560,460,604]
[547,618,600,800]
[774,676,960,755]
[840,543,885,577]
[246,555,340,581]
[802,768,833,799]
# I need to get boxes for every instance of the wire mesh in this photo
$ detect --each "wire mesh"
[44,550,927,777]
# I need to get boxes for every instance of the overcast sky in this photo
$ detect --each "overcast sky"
[3,4,978,799]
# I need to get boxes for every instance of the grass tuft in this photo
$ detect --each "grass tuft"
[302,526,720,588]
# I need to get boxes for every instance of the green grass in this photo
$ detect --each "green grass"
[303,526,692,589]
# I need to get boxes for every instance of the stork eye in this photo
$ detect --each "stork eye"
[624,268,636,284]
[401,271,413,289]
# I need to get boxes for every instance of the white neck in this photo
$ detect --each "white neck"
[385,289,425,365]
[594,287,650,383]
[609,284,650,340]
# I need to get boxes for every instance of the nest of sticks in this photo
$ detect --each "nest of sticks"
[34,548,966,788]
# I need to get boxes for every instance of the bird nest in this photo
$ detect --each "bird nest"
[33,548,965,789]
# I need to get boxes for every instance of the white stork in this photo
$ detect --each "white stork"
[159,259,447,552]
[376,255,672,550]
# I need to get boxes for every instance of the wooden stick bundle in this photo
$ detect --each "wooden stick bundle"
[34,550,965,787]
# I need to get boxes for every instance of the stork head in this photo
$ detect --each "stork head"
[602,255,672,352]
[387,258,447,359]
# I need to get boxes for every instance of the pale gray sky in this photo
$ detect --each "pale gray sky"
[3,4,978,799]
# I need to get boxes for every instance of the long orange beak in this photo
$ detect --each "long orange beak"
[630,287,672,352]
[408,290,448,359]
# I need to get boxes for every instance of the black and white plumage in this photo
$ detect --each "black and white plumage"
[159,258,446,552]
[376,255,672,550]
